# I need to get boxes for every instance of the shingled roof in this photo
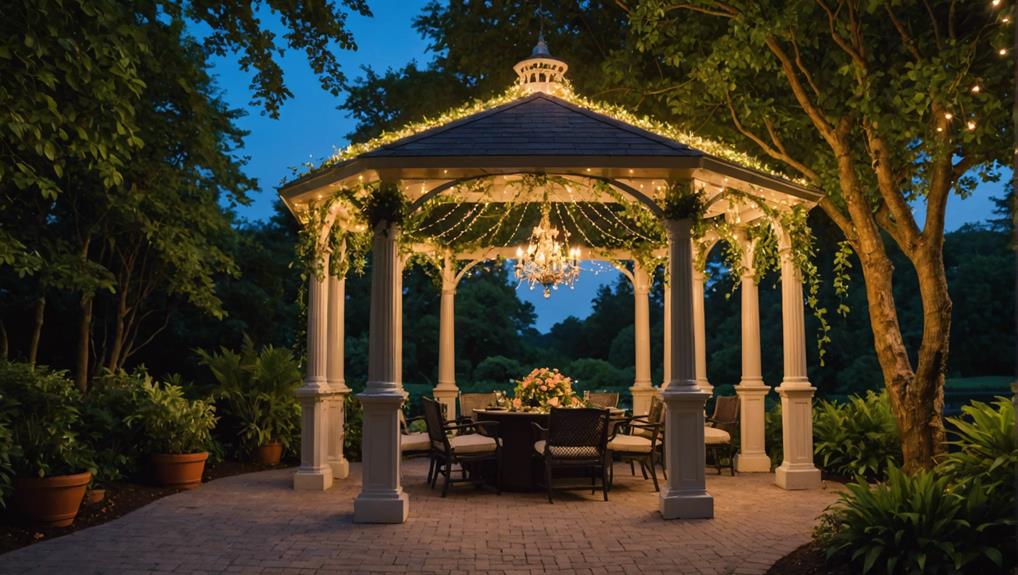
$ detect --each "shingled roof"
[359,93,704,159]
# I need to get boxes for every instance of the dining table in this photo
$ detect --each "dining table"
[474,407,627,491]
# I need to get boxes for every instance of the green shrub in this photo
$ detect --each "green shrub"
[814,390,901,480]
[344,394,362,462]
[81,368,148,483]
[198,338,301,454]
[128,379,217,455]
[0,362,95,480]
[938,397,1016,497]
[0,418,14,506]
[764,403,782,467]
[566,358,632,393]
[473,355,524,385]
[819,466,1014,574]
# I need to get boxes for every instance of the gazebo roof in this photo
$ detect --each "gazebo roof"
[360,93,701,159]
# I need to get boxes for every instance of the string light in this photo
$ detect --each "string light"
[967,120,977,130]
[971,85,981,93]
[992,0,1001,7]
[999,48,1008,56]
[944,112,953,120]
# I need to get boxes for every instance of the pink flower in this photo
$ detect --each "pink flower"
[548,396,560,407]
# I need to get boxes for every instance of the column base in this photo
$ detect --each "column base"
[329,458,349,479]
[775,463,821,490]
[354,491,409,524]
[293,467,333,491]
[660,489,714,519]
[630,385,657,416]
[735,452,772,473]
[432,386,459,419]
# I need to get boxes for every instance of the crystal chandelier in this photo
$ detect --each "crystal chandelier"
[514,204,581,298]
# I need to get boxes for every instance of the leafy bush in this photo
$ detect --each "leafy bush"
[0,418,14,506]
[473,355,524,385]
[819,466,1014,574]
[938,397,1016,497]
[128,379,217,455]
[199,339,301,454]
[343,394,362,462]
[0,361,95,480]
[813,390,901,480]
[566,358,632,392]
[81,368,147,483]
[764,403,782,467]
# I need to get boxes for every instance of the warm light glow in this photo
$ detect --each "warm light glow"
[514,205,581,298]
[944,112,953,119]
[992,0,1001,7]
[967,121,977,130]
[971,85,981,93]
[1000,48,1008,55]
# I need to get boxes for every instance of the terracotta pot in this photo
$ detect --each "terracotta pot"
[151,452,208,489]
[13,471,92,527]
[86,488,106,504]
[253,442,283,466]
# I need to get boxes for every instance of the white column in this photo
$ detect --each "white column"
[294,251,333,491]
[661,277,671,389]
[774,232,821,489]
[692,269,713,395]
[734,230,771,473]
[660,218,713,520]
[630,261,655,415]
[433,253,459,418]
[354,220,409,523]
[326,274,350,480]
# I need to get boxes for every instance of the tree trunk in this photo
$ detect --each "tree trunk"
[831,152,946,472]
[106,285,129,371]
[28,296,45,366]
[75,294,93,392]
[75,234,94,392]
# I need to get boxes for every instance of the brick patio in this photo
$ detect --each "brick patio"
[0,460,840,574]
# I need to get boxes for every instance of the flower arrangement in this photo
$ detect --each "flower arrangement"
[512,368,580,411]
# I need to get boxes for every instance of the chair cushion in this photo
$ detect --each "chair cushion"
[533,440,600,459]
[704,426,731,445]
[607,434,654,454]
[400,432,430,452]
[449,433,497,454]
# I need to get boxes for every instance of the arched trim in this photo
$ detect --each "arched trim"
[407,171,664,219]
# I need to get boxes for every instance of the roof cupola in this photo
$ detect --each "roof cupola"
[513,32,569,96]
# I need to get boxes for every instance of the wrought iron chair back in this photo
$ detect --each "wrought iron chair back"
[545,407,610,461]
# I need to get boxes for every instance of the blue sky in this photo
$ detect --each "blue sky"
[204,1,1007,332]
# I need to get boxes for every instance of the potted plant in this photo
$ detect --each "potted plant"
[80,368,148,504]
[199,338,301,465]
[0,361,95,527]
[129,377,216,489]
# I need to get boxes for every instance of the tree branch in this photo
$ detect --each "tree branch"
[724,92,820,183]
[818,196,858,245]
[763,36,840,147]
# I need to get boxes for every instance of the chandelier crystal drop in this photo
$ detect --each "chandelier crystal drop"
[514,204,581,298]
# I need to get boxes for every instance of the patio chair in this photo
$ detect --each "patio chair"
[531,407,611,503]
[457,392,498,422]
[422,396,502,497]
[706,395,739,476]
[400,406,439,484]
[607,398,665,491]
[584,391,620,409]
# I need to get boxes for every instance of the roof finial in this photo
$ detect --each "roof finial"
[513,1,568,95]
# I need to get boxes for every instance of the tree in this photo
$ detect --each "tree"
[1,0,371,387]
[620,0,1012,471]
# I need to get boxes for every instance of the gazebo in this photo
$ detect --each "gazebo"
[278,37,823,524]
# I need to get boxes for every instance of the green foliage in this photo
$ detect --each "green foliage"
[0,410,14,506]
[343,395,363,462]
[813,390,901,480]
[128,379,216,455]
[473,356,525,385]
[0,361,95,478]
[818,466,1015,574]
[764,403,783,467]
[938,397,1017,499]
[364,182,406,227]
[662,181,704,221]
[566,358,632,393]
[80,369,148,483]
[198,339,301,455]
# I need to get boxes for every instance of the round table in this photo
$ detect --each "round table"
[475,408,628,491]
